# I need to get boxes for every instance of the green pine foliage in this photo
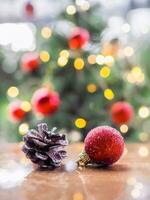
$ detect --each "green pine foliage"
[0,1,149,142]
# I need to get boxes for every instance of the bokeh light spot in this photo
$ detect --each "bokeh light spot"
[75,118,87,128]
[100,66,111,78]
[40,51,50,62]
[41,27,52,39]
[74,58,85,70]
[7,87,19,98]
[86,83,97,93]
[104,89,114,100]
[19,123,29,136]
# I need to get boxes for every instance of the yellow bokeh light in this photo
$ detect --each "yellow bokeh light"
[21,101,32,112]
[40,51,50,62]
[57,56,68,67]
[66,5,76,15]
[87,55,96,64]
[73,192,83,200]
[75,118,87,128]
[86,83,97,93]
[120,124,128,134]
[59,50,69,58]
[138,146,149,157]
[104,89,114,100]
[124,46,134,57]
[100,66,111,78]
[96,54,105,65]
[19,123,29,136]
[7,86,19,98]
[138,106,150,118]
[127,66,145,84]
[74,58,85,70]
[139,132,149,142]
[104,56,114,66]
[41,27,52,39]
[132,66,142,75]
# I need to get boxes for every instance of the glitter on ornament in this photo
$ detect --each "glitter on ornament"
[77,126,124,166]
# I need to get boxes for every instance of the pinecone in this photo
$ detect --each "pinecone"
[22,123,68,169]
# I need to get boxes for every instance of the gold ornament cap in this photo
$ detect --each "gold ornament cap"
[76,150,90,167]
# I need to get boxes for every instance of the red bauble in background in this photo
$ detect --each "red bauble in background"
[32,88,60,116]
[111,101,134,125]
[21,52,40,73]
[69,27,90,49]
[9,101,26,122]
[78,126,124,166]
[24,2,34,17]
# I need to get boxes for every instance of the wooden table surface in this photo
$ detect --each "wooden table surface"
[0,143,150,200]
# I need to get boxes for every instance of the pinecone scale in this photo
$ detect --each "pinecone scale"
[22,123,68,169]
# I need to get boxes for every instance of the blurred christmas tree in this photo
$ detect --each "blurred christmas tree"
[0,1,149,143]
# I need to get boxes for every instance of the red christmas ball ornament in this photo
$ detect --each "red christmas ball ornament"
[9,101,26,122]
[77,126,124,166]
[69,27,90,49]
[21,52,40,73]
[24,2,34,17]
[111,101,133,125]
[32,88,60,116]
